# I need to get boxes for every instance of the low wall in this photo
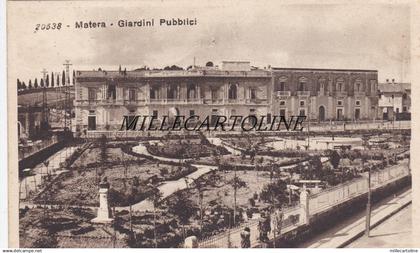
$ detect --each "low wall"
[197,162,410,248]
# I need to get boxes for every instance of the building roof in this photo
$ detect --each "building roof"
[378,83,411,93]
[76,68,271,80]
[271,67,377,73]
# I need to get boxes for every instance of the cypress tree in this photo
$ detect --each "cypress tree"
[51,72,55,87]
[72,70,76,85]
[34,78,38,88]
[62,70,66,86]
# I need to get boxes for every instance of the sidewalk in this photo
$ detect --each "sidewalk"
[306,188,412,248]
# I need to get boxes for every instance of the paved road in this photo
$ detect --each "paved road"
[122,142,218,211]
[120,164,217,212]
[346,204,412,248]
[300,188,412,248]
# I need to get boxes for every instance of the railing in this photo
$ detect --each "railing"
[297,91,311,96]
[148,98,204,104]
[75,99,123,106]
[335,91,348,97]
[198,162,410,248]
[353,91,366,97]
[18,136,58,160]
[277,91,291,97]
[199,204,303,248]
[308,163,409,215]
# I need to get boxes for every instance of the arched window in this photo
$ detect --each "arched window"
[318,78,326,93]
[277,76,287,91]
[228,83,237,99]
[336,77,344,91]
[298,77,307,91]
[354,78,362,92]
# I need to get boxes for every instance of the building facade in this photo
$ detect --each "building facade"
[271,68,379,122]
[74,62,380,131]
[74,62,272,131]
[378,80,411,120]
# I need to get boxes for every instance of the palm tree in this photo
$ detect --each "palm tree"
[146,185,162,248]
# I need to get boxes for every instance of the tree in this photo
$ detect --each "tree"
[21,81,26,89]
[46,74,49,87]
[17,79,21,90]
[146,185,163,248]
[329,150,341,170]
[163,65,183,70]
[34,78,38,88]
[168,191,195,240]
[62,70,66,86]
[56,73,60,86]
[260,179,288,208]
[40,78,45,88]
[28,80,33,89]
[228,170,247,225]
[51,72,55,87]
[72,70,76,85]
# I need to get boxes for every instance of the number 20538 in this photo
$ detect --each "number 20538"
[34,23,62,33]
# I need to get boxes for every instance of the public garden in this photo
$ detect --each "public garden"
[19,129,411,248]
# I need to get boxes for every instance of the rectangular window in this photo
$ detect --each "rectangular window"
[250,89,257,99]
[190,110,195,117]
[355,100,361,106]
[280,100,286,106]
[280,109,286,117]
[337,100,343,106]
[403,106,407,112]
[211,89,218,100]
[299,109,306,116]
[129,89,136,101]
[88,88,96,101]
[152,110,158,117]
[300,100,305,107]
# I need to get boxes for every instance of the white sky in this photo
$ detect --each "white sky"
[8,0,411,84]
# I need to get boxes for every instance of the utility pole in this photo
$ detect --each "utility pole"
[41,68,49,131]
[63,60,72,132]
[365,164,371,237]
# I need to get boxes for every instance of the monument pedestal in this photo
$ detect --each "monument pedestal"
[91,187,113,223]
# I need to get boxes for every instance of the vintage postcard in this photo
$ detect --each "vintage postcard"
[6,0,419,249]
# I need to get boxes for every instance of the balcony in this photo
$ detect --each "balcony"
[277,91,291,97]
[353,91,366,97]
[335,91,348,97]
[297,91,311,97]
[75,99,123,106]
[148,98,204,104]
[123,99,146,106]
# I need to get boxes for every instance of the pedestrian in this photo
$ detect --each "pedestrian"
[240,227,251,248]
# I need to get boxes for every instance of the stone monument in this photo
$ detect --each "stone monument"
[92,177,113,223]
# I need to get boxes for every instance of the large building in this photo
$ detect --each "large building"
[378,79,411,120]
[74,61,272,131]
[74,62,380,131]
[271,68,379,121]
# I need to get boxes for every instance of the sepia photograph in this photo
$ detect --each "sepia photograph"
[6,0,415,249]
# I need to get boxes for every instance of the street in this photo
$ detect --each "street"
[347,204,412,248]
